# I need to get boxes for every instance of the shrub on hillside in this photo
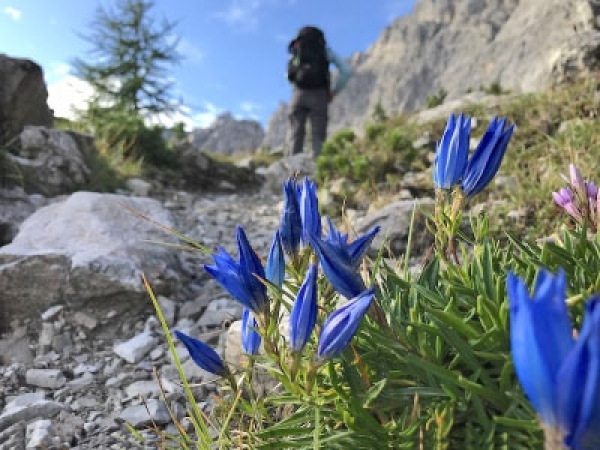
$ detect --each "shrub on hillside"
[316,125,417,197]
[84,105,176,167]
[481,80,510,96]
[365,122,386,142]
[426,87,448,108]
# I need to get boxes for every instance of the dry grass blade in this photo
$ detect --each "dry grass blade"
[117,201,213,253]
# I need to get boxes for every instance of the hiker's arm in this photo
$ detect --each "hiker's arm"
[326,47,351,96]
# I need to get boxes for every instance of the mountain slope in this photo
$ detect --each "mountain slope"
[263,0,600,150]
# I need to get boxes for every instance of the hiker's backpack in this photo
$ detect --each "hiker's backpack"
[287,26,330,90]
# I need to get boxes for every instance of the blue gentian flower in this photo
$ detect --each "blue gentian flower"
[461,117,514,197]
[558,298,600,449]
[323,218,380,269]
[324,217,348,249]
[309,232,366,299]
[433,113,471,189]
[299,178,321,247]
[508,269,600,449]
[204,226,268,313]
[289,264,318,353]
[174,330,226,376]
[508,269,573,428]
[346,226,381,268]
[309,220,380,299]
[241,308,261,355]
[317,288,375,361]
[280,179,302,256]
[265,231,285,288]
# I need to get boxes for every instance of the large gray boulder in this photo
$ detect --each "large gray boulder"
[6,126,94,196]
[355,198,435,258]
[190,112,264,155]
[0,192,180,326]
[258,154,316,195]
[175,141,263,190]
[0,54,52,140]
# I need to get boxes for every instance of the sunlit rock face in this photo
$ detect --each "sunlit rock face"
[0,192,180,324]
[264,0,600,149]
[190,112,265,155]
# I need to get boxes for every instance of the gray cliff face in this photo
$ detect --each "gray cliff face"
[263,0,600,150]
[190,112,265,155]
[0,53,53,140]
[262,102,288,151]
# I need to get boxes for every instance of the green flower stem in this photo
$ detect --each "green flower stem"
[305,362,322,394]
[449,186,465,223]
[244,355,255,387]
[289,352,301,382]
[256,312,275,355]
[271,290,282,325]
[434,189,450,260]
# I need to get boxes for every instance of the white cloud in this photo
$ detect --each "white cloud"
[215,0,295,31]
[191,101,223,128]
[47,61,71,82]
[47,74,95,119]
[237,101,263,120]
[149,102,223,131]
[177,38,204,65]
[240,101,262,113]
[3,6,22,21]
[45,61,220,130]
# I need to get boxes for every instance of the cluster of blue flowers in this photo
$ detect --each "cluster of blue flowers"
[509,270,600,449]
[433,114,514,196]
[175,176,379,378]
[171,111,599,449]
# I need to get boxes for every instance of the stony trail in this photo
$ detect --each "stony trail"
[0,190,283,450]
[0,171,429,449]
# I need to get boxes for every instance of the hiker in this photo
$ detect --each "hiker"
[286,26,351,158]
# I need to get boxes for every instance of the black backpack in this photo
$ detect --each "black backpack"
[287,26,330,90]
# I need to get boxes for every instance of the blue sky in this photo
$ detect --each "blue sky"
[0,0,417,129]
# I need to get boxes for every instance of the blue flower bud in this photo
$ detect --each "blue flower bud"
[461,117,514,197]
[280,179,302,257]
[241,308,261,355]
[317,288,375,361]
[299,178,321,247]
[175,330,226,376]
[289,264,318,353]
[265,231,285,288]
[433,113,471,189]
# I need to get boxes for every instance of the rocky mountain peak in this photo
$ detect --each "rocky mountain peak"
[262,0,600,151]
[190,113,265,155]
